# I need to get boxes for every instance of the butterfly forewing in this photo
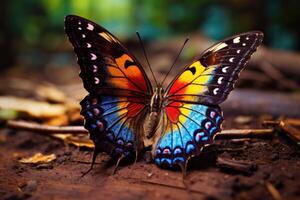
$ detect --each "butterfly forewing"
[65,15,152,158]
[165,31,263,105]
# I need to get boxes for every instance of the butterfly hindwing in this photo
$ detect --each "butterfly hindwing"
[81,95,147,156]
[154,31,263,167]
[65,15,152,157]
[154,103,223,166]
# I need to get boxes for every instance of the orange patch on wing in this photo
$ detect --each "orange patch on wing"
[114,54,148,91]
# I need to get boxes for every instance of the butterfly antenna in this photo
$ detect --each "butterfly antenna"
[161,38,189,86]
[136,32,158,86]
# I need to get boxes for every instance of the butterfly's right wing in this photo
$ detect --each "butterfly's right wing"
[154,32,263,168]
[65,15,152,157]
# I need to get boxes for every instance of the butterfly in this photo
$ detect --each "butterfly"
[64,15,263,174]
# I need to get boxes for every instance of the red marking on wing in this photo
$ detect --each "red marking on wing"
[165,102,182,123]
[127,100,145,118]
[168,80,187,95]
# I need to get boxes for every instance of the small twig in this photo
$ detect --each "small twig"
[263,119,300,127]
[262,120,280,126]
[217,146,247,152]
[265,181,282,200]
[285,118,300,127]
[133,179,206,195]
[216,157,257,175]
[279,121,300,145]
[6,120,88,134]
[262,119,300,144]
[6,120,276,140]
[215,129,274,140]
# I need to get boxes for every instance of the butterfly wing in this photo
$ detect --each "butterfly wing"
[65,15,152,157]
[154,104,223,167]
[154,31,263,167]
[166,31,264,105]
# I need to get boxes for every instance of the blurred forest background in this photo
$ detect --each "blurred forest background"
[1,0,300,70]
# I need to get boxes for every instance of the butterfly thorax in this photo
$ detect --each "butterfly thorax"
[144,87,164,140]
[150,87,164,112]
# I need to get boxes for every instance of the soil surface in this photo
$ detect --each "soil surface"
[1,115,299,200]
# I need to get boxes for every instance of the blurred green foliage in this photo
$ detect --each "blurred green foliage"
[1,0,300,69]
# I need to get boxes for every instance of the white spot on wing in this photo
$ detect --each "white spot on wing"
[78,21,81,25]
[90,53,97,60]
[242,43,246,46]
[233,37,240,43]
[222,67,229,73]
[237,49,241,54]
[87,23,94,31]
[213,88,219,95]
[82,34,86,38]
[246,37,249,40]
[78,27,82,30]
[217,77,223,84]
[229,57,234,63]
[93,65,97,72]
[87,43,91,48]
[94,77,100,84]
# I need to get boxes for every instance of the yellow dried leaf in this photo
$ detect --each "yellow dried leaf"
[0,96,66,119]
[19,153,56,164]
[67,138,94,149]
[52,134,94,149]
[36,84,66,103]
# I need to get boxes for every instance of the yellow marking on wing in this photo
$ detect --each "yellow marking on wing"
[177,61,205,83]
[117,99,129,116]
[193,67,215,85]
[171,103,194,130]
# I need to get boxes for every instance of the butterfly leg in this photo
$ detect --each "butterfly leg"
[112,154,125,175]
[179,162,187,179]
[179,162,191,191]
[134,150,138,165]
[81,148,100,177]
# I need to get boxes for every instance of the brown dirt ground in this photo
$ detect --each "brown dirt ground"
[1,115,299,200]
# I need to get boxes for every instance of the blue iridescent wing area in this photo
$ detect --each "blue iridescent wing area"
[154,103,223,167]
[81,95,148,157]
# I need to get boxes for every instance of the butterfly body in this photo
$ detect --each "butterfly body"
[144,86,164,139]
[65,15,263,171]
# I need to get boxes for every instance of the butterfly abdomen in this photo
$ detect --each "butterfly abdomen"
[144,112,159,139]
[144,87,164,139]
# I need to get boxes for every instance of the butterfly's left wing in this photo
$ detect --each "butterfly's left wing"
[65,15,152,160]
[154,32,263,168]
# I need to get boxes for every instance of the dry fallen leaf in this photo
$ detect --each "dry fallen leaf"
[0,96,66,119]
[36,84,67,103]
[52,134,94,149]
[19,153,56,164]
